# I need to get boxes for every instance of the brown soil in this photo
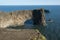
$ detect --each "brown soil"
[0,29,46,40]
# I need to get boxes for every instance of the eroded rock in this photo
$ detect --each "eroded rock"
[0,8,47,28]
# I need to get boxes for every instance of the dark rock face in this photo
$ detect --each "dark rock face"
[32,9,46,26]
[32,9,42,25]
[44,9,50,13]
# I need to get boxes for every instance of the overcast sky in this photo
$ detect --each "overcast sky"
[0,0,60,5]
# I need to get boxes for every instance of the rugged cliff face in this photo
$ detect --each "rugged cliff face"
[0,8,47,28]
[32,8,46,26]
[0,10,32,28]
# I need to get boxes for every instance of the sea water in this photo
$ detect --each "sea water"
[0,5,60,40]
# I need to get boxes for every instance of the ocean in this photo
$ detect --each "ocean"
[0,5,60,40]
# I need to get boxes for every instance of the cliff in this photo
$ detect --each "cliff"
[0,9,47,40]
[0,8,47,28]
[0,10,32,28]
[0,29,46,40]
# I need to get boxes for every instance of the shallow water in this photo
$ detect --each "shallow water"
[0,5,60,40]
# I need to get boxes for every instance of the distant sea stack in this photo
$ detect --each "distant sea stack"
[0,8,47,28]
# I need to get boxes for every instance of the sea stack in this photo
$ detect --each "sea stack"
[32,8,46,26]
[40,8,46,26]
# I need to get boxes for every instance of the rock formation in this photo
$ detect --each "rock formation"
[32,8,46,26]
[0,10,32,28]
[0,8,47,28]
[44,9,50,13]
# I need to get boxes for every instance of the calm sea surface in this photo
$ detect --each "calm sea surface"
[0,5,60,40]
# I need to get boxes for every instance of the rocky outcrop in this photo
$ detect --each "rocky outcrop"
[0,29,46,40]
[0,10,32,28]
[32,8,46,26]
[44,9,50,13]
[0,8,47,28]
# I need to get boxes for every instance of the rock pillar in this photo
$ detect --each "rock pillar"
[32,8,46,26]
[40,8,46,26]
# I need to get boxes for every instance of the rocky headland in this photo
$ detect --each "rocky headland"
[0,8,49,28]
[0,10,33,28]
[0,8,48,40]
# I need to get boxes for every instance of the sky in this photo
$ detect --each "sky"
[0,0,60,5]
